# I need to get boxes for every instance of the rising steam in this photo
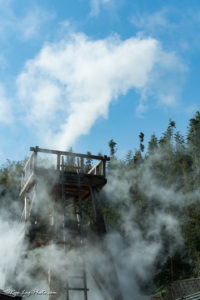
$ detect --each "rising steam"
[17,32,184,150]
[0,148,196,299]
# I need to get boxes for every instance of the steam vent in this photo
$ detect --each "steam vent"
[20,146,123,300]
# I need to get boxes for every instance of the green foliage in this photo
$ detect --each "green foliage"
[105,111,200,293]
[148,134,158,154]
[174,131,185,153]
[65,147,75,171]
[139,132,145,152]
[159,119,175,149]
[0,159,25,187]
[108,139,117,156]
[84,151,92,173]
[125,150,133,165]
[0,159,25,219]
[187,111,200,151]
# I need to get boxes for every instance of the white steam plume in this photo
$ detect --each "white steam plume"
[17,33,184,150]
[0,149,199,299]
[102,153,188,299]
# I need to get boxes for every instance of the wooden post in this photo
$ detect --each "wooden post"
[90,186,97,219]
[83,270,88,300]
[66,279,69,300]
[33,146,38,171]
[61,156,66,249]
[77,157,79,174]
[81,157,84,173]
[103,160,106,177]
[90,187,106,235]
[57,154,60,171]
[96,165,98,175]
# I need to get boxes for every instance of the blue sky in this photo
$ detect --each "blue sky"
[0,0,200,163]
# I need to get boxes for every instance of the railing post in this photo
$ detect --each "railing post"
[96,166,99,175]
[103,160,106,177]
[33,146,38,171]
[57,154,61,170]
[77,157,80,174]
[81,157,84,173]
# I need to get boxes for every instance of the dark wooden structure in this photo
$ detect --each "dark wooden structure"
[20,146,123,300]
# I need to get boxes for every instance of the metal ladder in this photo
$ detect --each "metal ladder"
[66,269,88,300]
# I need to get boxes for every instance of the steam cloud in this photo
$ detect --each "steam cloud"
[0,149,195,300]
[17,32,184,150]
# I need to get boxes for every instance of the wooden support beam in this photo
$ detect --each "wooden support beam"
[57,154,60,170]
[80,157,84,173]
[103,160,106,177]
[90,187,106,235]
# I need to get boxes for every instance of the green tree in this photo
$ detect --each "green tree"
[159,119,175,148]
[187,111,200,187]
[65,147,76,171]
[85,151,92,173]
[187,111,200,153]
[139,132,145,152]
[174,131,185,153]
[125,150,133,165]
[0,159,25,219]
[108,139,117,157]
[148,134,158,154]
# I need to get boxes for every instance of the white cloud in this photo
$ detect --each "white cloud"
[18,7,55,41]
[90,0,112,17]
[17,33,185,150]
[0,1,54,41]
[0,85,12,124]
[185,104,199,116]
[130,7,200,53]
[131,8,171,33]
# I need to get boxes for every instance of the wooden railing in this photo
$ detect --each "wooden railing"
[20,151,36,194]
[87,160,105,176]
[20,146,110,195]
[29,146,110,177]
[20,147,110,235]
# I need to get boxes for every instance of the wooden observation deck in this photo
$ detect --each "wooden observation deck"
[20,147,123,300]
[20,146,110,237]
[20,146,109,198]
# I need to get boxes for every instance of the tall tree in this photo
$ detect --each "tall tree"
[174,131,185,153]
[159,119,176,148]
[139,132,145,152]
[187,111,200,158]
[187,111,200,187]
[108,139,117,157]
[148,134,158,154]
